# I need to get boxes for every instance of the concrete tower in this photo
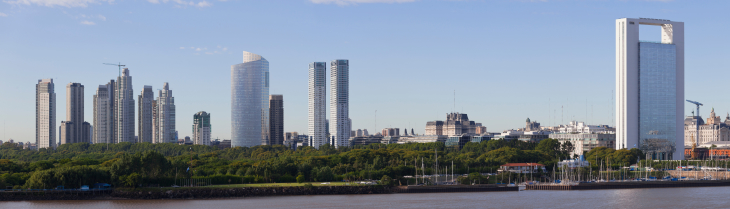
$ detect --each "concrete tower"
[308,62,327,149]
[116,68,135,143]
[269,95,284,145]
[155,82,175,143]
[330,59,350,148]
[36,79,55,149]
[64,82,85,144]
[193,111,211,145]
[93,85,112,144]
[616,18,684,160]
[138,85,154,143]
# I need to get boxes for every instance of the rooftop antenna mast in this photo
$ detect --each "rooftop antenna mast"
[103,62,125,149]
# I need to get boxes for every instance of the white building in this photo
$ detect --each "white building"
[330,59,350,148]
[116,68,135,143]
[308,62,327,149]
[138,85,154,143]
[231,51,268,147]
[93,85,112,144]
[193,111,211,145]
[154,82,175,143]
[616,18,684,160]
[559,121,607,133]
[36,79,56,149]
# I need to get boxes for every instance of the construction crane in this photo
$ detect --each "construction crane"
[686,100,703,150]
[102,62,126,147]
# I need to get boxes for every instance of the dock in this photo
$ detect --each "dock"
[525,180,730,190]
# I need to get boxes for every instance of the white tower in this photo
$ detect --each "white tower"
[330,59,350,148]
[36,79,56,149]
[155,82,175,143]
[116,68,135,143]
[308,62,327,149]
[231,51,268,147]
[616,18,684,160]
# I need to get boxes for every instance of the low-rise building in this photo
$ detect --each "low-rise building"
[549,133,615,156]
[349,135,383,146]
[498,163,546,174]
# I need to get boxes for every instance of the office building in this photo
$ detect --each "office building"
[154,82,175,143]
[116,68,135,143]
[268,95,284,145]
[59,121,72,145]
[308,62,327,149]
[616,18,684,160]
[231,51,269,147]
[36,79,56,149]
[138,85,154,143]
[330,59,350,148]
[193,111,211,145]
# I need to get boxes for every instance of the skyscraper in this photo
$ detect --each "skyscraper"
[93,85,112,144]
[330,59,350,148]
[155,82,175,143]
[193,111,211,145]
[231,51,269,147]
[36,79,55,149]
[308,62,327,149]
[116,68,135,143]
[269,95,284,145]
[138,85,154,143]
[65,82,86,144]
[616,18,684,160]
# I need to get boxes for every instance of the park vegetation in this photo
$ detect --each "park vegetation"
[0,138,644,189]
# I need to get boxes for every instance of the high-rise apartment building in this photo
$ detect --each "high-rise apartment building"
[330,59,350,148]
[93,85,112,144]
[269,95,284,145]
[138,85,154,143]
[36,79,56,149]
[231,51,269,147]
[308,62,327,149]
[616,18,684,160]
[116,68,135,143]
[154,82,175,143]
[59,121,72,144]
[64,83,87,144]
[193,111,211,145]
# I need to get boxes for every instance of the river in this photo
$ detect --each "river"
[2,187,728,208]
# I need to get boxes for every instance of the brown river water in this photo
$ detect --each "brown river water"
[2,187,729,208]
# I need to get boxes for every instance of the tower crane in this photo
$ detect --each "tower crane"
[686,100,703,154]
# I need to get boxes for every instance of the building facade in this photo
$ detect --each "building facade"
[65,82,86,144]
[36,79,56,149]
[308,62,327,149]
[616,18,684,160]
[549,133,616,156]
[425,113,483,136]
[231,51,268,147]
[193,111,211,145]
[154,82,175,143]
[116,68,135,143]
[683,109,730,147]
[268,95,284,145]
[93,85,111,144]
[138,85,154,143]
[330,59,350,148]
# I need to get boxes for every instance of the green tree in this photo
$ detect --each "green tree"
[296,175,305,183]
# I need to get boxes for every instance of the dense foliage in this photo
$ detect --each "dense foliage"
[0,139,643,189]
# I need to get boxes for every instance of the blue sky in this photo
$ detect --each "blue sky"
[2,0,729,143]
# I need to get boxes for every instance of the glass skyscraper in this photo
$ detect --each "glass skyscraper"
[616,18,684,160]
[231,51,269,147]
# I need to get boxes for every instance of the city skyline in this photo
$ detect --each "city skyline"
[4,1,730,143]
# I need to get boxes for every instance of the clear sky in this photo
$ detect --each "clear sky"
[2,0,729,143]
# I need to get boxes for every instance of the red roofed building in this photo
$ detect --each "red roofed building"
[499,163,546,174]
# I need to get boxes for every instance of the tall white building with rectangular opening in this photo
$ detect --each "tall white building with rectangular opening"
[616,18,684,160]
